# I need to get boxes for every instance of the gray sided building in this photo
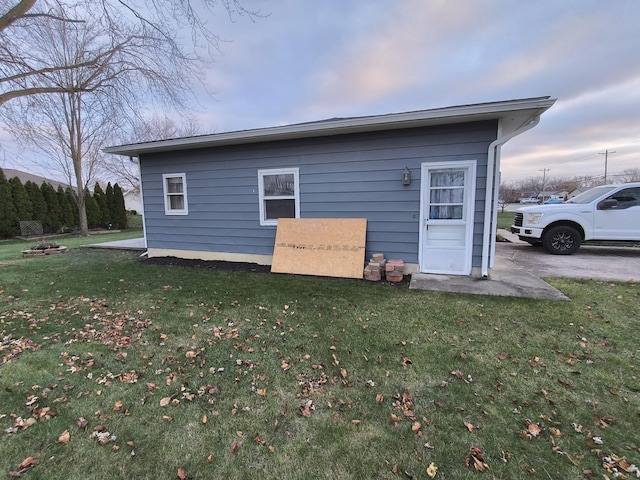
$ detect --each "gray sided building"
[105,97,555,277]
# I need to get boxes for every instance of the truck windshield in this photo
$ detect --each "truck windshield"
[566,186,617,204]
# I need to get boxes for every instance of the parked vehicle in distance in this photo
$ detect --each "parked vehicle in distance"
[543,198,564,204]
[519,197,540,204]
[511,182,640,254]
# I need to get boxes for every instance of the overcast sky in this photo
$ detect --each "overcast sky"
[2,0,639,184]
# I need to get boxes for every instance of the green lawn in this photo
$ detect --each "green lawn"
[1,244,638,479]
[497,210,515,230]
[0,227,143,262]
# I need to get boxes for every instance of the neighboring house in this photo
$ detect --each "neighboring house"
[123,189,143,214]
[105,97,555,277]
[567,187,588,199]
[2,168,74,191]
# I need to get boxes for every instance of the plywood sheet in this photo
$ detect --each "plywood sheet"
[271,218,367,279]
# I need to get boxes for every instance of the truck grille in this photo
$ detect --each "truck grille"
[513,212,523,227]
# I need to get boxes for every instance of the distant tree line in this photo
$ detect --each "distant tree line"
[500,169,640,203]
[0,168,127,238]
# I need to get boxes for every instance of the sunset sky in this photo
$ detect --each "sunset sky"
[2,0,639,184]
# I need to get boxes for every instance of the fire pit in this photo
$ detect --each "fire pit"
[22,242,68,257]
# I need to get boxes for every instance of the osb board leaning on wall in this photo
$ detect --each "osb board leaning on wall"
[271,218,367,279]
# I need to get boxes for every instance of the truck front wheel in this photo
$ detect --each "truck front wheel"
[542,225,582,255]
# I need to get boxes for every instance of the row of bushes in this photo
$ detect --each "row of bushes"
[0,168,128,238]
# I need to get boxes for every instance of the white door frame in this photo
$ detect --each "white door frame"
[418,160,477,275]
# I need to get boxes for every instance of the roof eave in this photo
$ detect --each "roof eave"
[104,97,556,157]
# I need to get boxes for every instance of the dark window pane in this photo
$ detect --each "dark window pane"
[265,199,295,220]
[169,195,184,210]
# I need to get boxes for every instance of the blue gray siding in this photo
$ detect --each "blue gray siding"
[139,120,497,266]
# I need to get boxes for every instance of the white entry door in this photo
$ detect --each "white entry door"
[419,161,476,275]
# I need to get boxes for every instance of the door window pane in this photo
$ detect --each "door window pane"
[430,169,464,187]
[429,205,463,219]
[430,188,464,204]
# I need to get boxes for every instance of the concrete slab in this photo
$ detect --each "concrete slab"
[410,253,569,300]
[81,238,146,251]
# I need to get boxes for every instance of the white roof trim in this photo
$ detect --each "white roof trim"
[104,97,556,156]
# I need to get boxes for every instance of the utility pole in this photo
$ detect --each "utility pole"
[599,150,616,183]
[539,168,550,201]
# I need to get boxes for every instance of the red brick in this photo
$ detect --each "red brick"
[386,259,405,273]
[364,270,382,281]
[386,271,404,282]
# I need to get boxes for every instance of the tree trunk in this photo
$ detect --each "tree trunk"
[76,188,89,236]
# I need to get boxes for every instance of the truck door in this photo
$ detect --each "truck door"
[593,186,640,240]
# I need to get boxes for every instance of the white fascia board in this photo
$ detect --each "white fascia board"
[104,97,556,157]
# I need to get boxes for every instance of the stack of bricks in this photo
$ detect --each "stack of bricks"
[364,254,405,282]
[363,253,386,281]
[385,259,405,282]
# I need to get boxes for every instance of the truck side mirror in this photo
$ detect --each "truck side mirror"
[598,199,618,210]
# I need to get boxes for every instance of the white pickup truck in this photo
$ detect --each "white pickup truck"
[511,182,640,254]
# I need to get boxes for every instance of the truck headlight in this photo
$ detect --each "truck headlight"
[525,213,544,225]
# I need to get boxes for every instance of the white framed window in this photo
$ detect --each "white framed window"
[162,173,188,215]
[258,168,300,226]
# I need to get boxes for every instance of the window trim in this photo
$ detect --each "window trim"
[258,167,300,226]
[162,173,188,215]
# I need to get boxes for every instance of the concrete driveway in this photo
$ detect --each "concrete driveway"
[410,231,639,299]
[499,239,640,283]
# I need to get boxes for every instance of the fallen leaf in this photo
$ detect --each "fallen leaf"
[58,430,70,444]
[465,447,489,471]
[464,421,475,432]
[401,353,412,367]
[299,399,314,417]
[527,422,541,437]
[412,422,421,432]
[231,440,239,454]
[160,397,171,407]
[177,467,187,479]
[18,456,38,470]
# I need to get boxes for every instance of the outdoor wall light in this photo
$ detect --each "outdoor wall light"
[402,167,411,185]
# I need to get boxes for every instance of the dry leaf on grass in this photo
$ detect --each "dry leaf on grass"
[57,430,70,444]
[8,456,39,478]
[465,447,489,471]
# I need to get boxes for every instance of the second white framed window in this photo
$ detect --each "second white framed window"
[163,173,188,215]
[258,168,300,226]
